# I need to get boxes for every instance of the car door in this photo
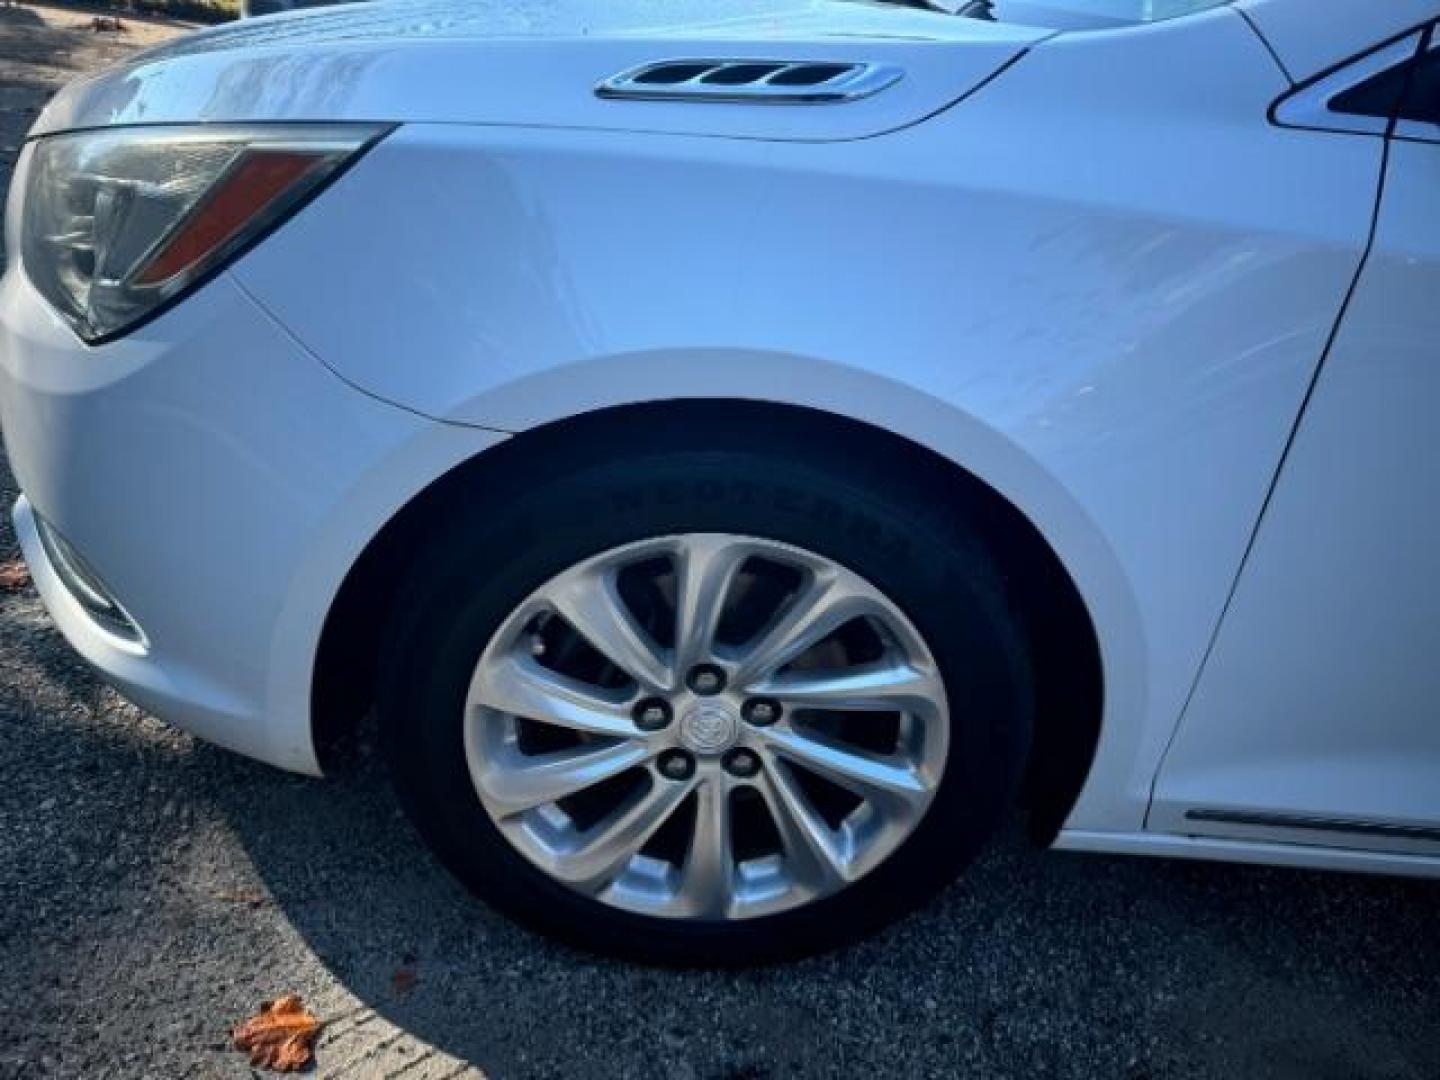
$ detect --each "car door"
[1149,25,1440,857]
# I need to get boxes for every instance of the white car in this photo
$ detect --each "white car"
[2,0,1437,964]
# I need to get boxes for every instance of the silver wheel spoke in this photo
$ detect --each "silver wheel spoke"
[757,763,849,889]
[757,661,944,715]
[550,777,692,891]
[733,569,879,686]
[760,727,928,812]
[473,656,637,739]
[477,741,650,817]
[672,535,748,673]
[548,567,672,692]
[675,776,735,917]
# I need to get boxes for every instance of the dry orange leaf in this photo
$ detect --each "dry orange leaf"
[0,561,29,592]
[391,967,419,996]
[232,994,322,1073]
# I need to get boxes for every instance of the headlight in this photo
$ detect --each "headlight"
[20,123,387,343]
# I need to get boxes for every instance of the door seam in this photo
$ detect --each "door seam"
[1140,132,1396,829]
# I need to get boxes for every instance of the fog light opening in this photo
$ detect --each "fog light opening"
[34,514,147,648]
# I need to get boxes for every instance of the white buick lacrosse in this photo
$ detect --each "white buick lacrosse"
[2,0,1437,963]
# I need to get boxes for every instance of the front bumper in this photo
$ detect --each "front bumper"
[1,265,505,773]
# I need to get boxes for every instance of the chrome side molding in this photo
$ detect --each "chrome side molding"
[1185,808,1440,844]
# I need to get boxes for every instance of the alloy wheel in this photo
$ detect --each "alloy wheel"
[464,533,949,920]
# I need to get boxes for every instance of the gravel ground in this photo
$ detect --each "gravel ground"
[2,6,1439,1079]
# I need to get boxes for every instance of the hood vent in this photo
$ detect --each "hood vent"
[597,60,903,104]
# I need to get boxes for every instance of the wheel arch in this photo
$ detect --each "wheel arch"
[312,398,1106,844]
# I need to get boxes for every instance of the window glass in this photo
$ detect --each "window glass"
[1399,46,1439,124]
[956,0,1230,29]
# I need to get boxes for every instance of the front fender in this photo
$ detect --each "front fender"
[234,11,1370,831]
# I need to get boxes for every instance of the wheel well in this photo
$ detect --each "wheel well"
[311,399,1102,844]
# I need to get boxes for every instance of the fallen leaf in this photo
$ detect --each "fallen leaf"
[0,561,29,592]
[391,967,419,996]
[232,994,322,1073]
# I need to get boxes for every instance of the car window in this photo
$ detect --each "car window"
[1399,39,1439,124]
[1326,27,1439,131]
[955,0,1230,29]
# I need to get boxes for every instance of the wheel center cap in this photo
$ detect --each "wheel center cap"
[678,702,740,755]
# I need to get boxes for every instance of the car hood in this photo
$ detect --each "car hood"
[32,0,1050,142]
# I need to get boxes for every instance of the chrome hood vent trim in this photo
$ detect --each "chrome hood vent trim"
[597,59,903,104]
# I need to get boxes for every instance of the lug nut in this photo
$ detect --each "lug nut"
[633,698,672,732]
[657,750,696,781]
[743,698,782,727]
[723,749,761,779]
[686,664,727,696]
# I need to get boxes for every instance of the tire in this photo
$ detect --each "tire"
[378,420,1032,965]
